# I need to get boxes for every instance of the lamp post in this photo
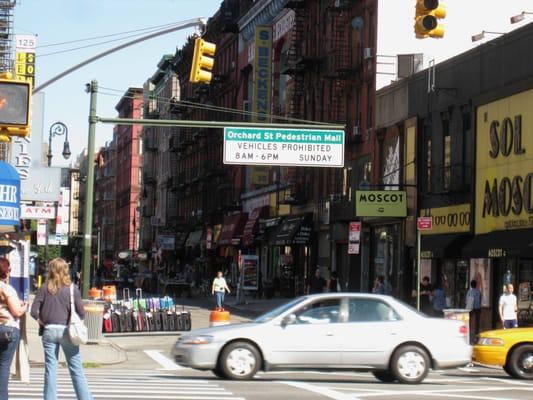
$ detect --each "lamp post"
[471,30,505,43]
[44,122,72,272]
[510,12,533,24]
[47,122,71,167]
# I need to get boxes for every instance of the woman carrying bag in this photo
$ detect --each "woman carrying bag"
[0,257,28,399]
[31,258,93,400]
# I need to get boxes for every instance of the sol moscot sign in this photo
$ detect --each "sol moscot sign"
[223,127,345,168]
[355,190,407,217]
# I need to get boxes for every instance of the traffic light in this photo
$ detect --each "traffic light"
[414,0,446,39]
[0,74,32,138]
[189,38,216,84]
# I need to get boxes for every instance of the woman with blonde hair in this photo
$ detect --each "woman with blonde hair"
[0,257,28,399]
[31,258,92,400]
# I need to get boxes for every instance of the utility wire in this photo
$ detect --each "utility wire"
[97,88,335,126]
[37,21,186,48]
[37,24,185,57]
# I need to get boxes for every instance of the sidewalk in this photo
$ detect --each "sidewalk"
[26,312,127,367]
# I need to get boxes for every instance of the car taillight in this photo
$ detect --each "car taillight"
[459,324,467,336]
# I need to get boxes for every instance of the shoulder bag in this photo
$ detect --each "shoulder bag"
[68,284,88,345]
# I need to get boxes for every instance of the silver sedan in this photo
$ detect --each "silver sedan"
[173,293,471,383]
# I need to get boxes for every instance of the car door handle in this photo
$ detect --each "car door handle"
[325,333,334,336]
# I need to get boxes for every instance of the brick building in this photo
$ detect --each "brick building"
[114,88,143,255]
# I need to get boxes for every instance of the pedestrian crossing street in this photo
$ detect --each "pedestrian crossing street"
[9,369,246,400]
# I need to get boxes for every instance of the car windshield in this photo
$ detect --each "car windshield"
[254,297,307,323]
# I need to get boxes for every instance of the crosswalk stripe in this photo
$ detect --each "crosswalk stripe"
[8,369,245,400]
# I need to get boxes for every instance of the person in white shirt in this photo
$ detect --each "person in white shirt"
[499,283,518,329]
[212,271,230,310]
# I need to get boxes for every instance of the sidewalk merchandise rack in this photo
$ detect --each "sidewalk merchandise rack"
[96,288,191,334]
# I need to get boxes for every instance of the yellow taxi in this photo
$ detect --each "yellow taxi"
[473,327,533,379]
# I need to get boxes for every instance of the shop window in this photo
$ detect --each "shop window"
[347,298,401,322]
[371,225,401,296]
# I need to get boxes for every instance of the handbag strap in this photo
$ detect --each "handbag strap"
[69,284,75,322]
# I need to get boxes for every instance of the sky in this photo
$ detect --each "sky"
[15,0,221,167]
[14,0,533,166]
[377,0,533,88]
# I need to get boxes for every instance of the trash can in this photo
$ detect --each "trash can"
[443,308,470,343]
[83,300,105,343]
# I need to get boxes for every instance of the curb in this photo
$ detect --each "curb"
[29,342,128,367]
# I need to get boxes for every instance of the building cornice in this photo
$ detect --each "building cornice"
[238,0,285,42]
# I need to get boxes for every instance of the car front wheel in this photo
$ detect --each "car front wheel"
[390,345,430,384]
[212,367,227,379]
[507,344,533,380]
[219,341,261,380]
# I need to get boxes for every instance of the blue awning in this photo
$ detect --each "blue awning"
[0,161,21,226]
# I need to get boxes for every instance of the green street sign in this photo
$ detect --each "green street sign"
[223,127,345,168]
[356,190,407,217]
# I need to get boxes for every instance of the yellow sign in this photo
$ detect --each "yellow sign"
[420,204,470,235]
[15,51,35,87]
[476,88,533,234]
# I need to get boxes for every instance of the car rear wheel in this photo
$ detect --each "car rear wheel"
[372,370,397,383]
[390,345,430,384]
[507,344,533,380]
[220,341,261,380]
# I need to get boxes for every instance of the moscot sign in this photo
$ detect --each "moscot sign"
[476,89,533,234]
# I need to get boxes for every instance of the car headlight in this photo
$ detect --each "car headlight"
[477,337,504,346]
[179,335,214,345]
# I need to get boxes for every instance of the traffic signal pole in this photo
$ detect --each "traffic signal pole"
[80,80,98,298]
[81,81,344,298]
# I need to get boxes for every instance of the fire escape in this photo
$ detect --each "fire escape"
[326,0,352,124]
[283,0,308,120]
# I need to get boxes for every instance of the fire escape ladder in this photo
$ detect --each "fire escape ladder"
[287,7,308,119]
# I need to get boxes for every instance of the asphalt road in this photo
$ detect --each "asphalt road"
[90,303,533,400]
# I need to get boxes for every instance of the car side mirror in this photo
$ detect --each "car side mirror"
[281,313,297,327]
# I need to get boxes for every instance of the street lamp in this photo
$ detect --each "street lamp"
[471,30,505,43]
[47,121,71,167]
[510,12,533,24]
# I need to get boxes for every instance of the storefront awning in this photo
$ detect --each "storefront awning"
[274,214,313,246]
[218,213,248,246]
[243,206,270,247]
[421,234,471,259]
[462,229,533,258]
[185,229,204,248]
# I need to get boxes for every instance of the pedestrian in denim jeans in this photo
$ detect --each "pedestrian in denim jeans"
[31,258,93,400]
[0,258,28,399]
[212,271,230,310]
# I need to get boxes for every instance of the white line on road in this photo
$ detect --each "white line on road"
[482,377,533,386]
[144,349,186,370]
[282,381,359,400]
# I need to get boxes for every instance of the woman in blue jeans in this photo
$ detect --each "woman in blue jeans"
[0,257,28,399]
[31,258,93,400]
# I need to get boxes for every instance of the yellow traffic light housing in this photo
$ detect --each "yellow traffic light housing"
[415,0,446,39]
[0,75,32,138]
[189,38,216,84]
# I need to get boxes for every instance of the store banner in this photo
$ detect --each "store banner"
[476,88,533,234]
[8,240,30,301]
[355,190,407,217]
[0,161,21,226]
[37,219,46,245]
[420,204,470,235]
[242,255,259,290]
[251,25,272,186]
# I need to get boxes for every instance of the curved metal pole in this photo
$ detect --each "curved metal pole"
[33,18,205,93]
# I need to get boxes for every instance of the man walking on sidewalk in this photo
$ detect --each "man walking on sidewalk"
[499,283,518,329]
[212,271,230,310]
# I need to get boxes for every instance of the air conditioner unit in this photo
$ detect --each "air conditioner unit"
[352,125,361,137]
[364,48,374,60]
[243,100,250,111]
